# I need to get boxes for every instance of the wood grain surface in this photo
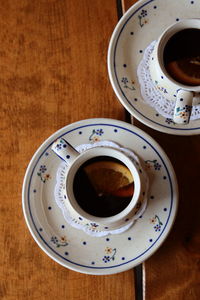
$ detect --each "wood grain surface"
[0,1,134,299]
[0,0,199,299]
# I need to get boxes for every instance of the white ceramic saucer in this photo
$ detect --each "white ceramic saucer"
[22,118,178,275]
[108,0,200,135]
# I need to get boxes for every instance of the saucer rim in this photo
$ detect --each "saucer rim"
[107,0,200,135]
[22,118,179,275]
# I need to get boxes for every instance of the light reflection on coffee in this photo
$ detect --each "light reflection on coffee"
[73,156,134,217]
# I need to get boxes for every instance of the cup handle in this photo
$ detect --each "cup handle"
[51,138,79,165]
[173,90,193,124]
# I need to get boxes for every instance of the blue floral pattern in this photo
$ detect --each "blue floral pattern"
[121,77,136,90]
[145,159,161,170]
[37,165,51,183]
[175,105,192,121]
[138,9,148,27]
[165,118,175,125]
[150,215,163,232]
[89,129,104,142]
[102,247,117,263]
[86,222,100,230]
[154,81,168,94]
[54,139,68,151]
[51,236,68,247]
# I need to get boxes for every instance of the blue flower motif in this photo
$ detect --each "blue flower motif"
[145,160,162,171]
[89,128,104,141]
[90,223,99,228]
[184,105,192,113]
[50,235,68,247]
[51,236,59,244]
[103,256,111,263]
[161,88,168,94]
[121,77,129,84]
[141,9,147,17]
[154,162,161,170]
[165,118,175,125]
[154,224,161,232]
[39,165,47,173]
[37,165,51,183]
[56,143,62,150]
[96,129,104,136]
[151,215,163,232]
[121,77,136,90]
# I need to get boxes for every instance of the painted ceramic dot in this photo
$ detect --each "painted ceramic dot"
[163,176,167,180]
[33,189,37,193]
[130,31,134,35]
[122,257,125,260]
[134,98,138,101]
[79,131,82,134]
[153,5,157,9]
[91,261,95,265]
[106,238,110,241]
[149,239,153,242]
[48,206,52,210]
[150,196,154,199]
[176,18,179,21]
[143,146,146,149]
[139,50,143,53]
[123,64,127,67]
[66,155,70,159]
[39,228,43,232]
[83,241,87,245]
[65,252,69,255]
[164,208,167,212]
[114,129,118,132]
[128,237,132,240]
[180,98,183,101]
[61,225,65,229]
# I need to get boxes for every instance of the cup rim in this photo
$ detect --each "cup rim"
[65,146,142,225]
[156,18,200,90]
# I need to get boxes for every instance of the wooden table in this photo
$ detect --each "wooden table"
[1,0,199,299]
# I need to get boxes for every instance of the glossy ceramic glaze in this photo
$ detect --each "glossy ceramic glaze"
[22,118,178,275]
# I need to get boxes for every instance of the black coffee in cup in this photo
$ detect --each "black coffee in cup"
[73,156,134,217]
[163,28,200,86]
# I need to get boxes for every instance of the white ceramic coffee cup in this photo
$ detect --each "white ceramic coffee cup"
[51,138,145,232]
[149,18,200,124]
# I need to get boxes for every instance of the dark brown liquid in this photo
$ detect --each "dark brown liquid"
[73,156,134,217]
[163,28,200,86]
